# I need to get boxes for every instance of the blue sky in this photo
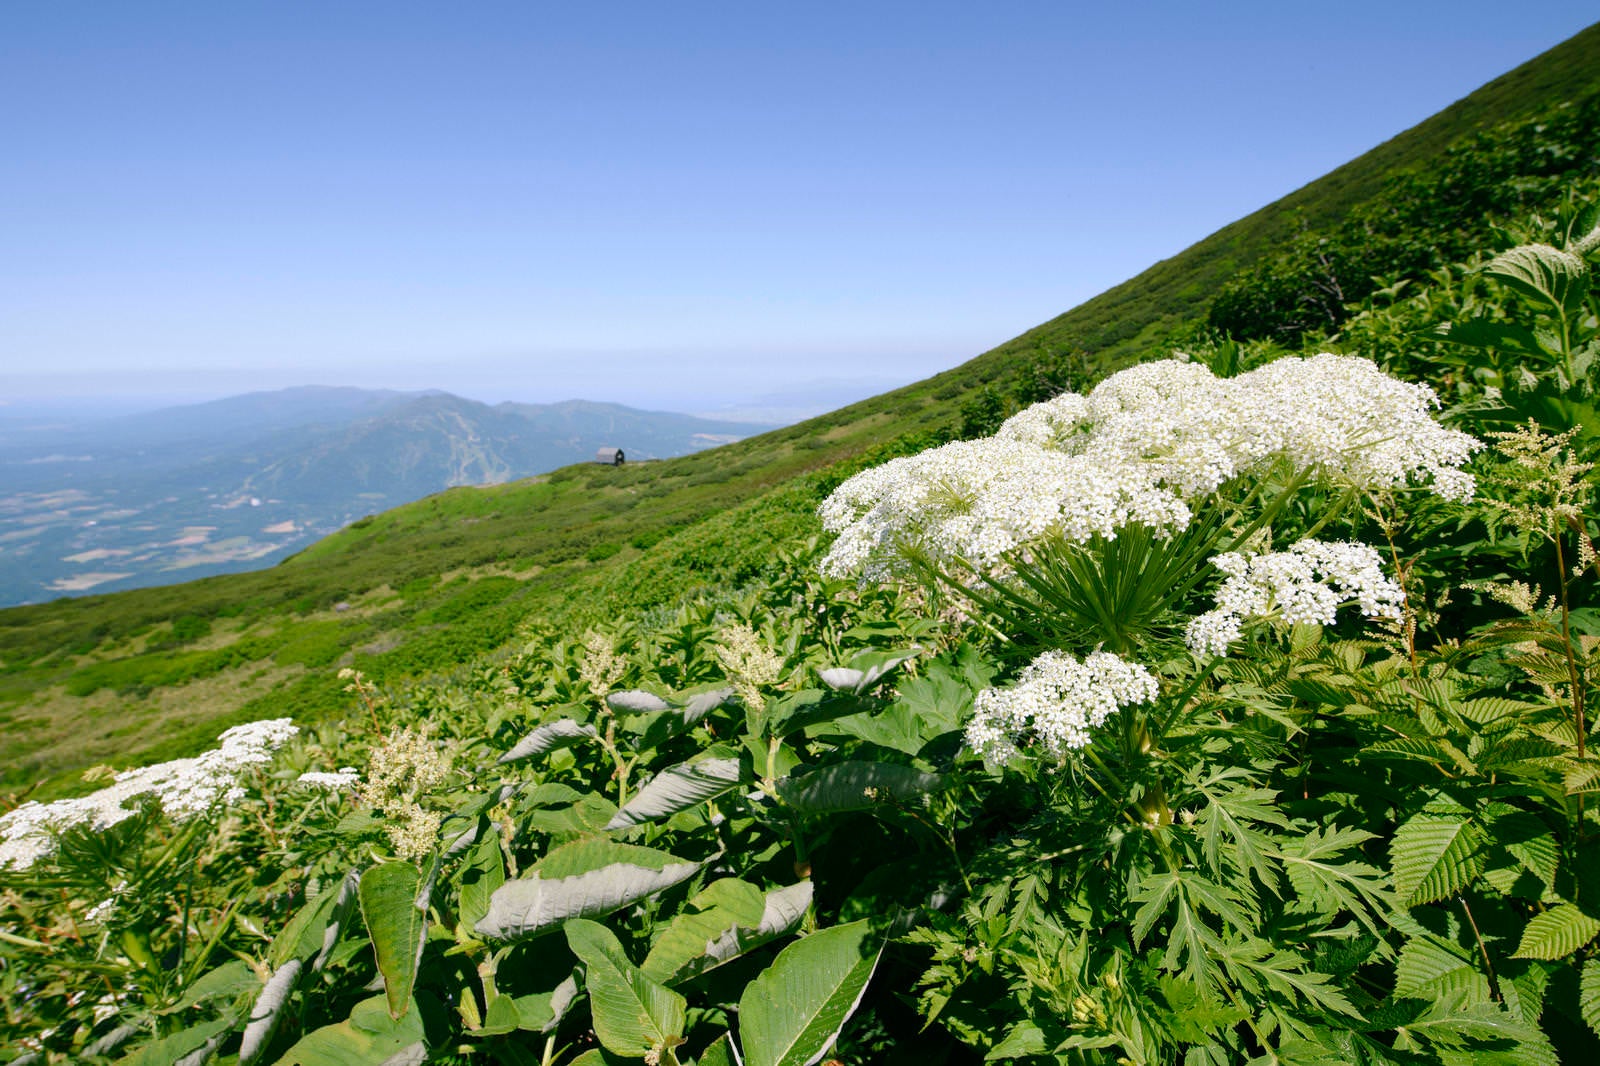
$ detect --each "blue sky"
[2,2,1596,416]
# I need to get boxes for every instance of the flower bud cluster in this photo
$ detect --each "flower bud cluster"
[820,354,1480,580]
[965,650,1159,763]
[1184,539,1404,656]
[0,718,299,871]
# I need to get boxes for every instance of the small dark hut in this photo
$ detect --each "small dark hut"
[596,447,625,466]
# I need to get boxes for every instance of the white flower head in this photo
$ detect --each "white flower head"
[1186,538,1404,656]
[965,650,1159,763]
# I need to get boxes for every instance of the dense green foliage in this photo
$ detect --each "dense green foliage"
[4,23,1599,802]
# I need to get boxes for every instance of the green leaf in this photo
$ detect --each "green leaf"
[164,959,260,1014]
[1485,243,1590,315]
[986,1020,1047,1059]
[1393,936,1487,1001]
[607,757,745,829]
[475,838,701,940]
[1434,319,1548,357]
[777,761,943,815]
[817,647,921,694]
[1511,903,1600,960]
[513,972,581,1033]
[642,879,810,985]
[696,1033,738,1066]
[456,833,506,930]
[738,919,882,1066]
[565,918,686,1058]
[270,869,359,968]
[270,994,427,1066]
[359,862,427,1019]
[120,1018,234,1066]
[1581,959,1600,1036]
[1390,812,1484,906]
[239,959,302,1065]
[499,719,597,764]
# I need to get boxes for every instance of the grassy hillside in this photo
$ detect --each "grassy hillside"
[3,21,1599,797]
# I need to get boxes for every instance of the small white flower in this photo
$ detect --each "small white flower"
[966,650,1159,762]
[295,768,361,792]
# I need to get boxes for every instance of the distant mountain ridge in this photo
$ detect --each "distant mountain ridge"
[0,388,769,605]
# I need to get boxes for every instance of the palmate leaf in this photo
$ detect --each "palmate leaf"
[1215,939,1359,1017]
[1389,811,1484,907]
[1484,243,1590,315]
[475,839,701,940]
[738,920,882,1066]
[1273,826,1390,935]
[1130,870,1248,988]
[1511,903,1600,960]
[565,918,686,1058]
[1189,766,1286,890]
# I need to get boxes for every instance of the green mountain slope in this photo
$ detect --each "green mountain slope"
[4,21,1599,796]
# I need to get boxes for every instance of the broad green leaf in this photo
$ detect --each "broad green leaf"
[817,647,920,694]
[1434,319,1547,357]
[565,918,686,1058]
[270,869,358,967]
[738,920,882,1066]
[697,1033,738,1066]
[513,972,581,1033]
[1512,903,1600,960]
[474,994,522,1036]
[475,838,701,940]
[359,862,427,1019]
[499,719,597,764]
[764,690,869,737]
[239,959,301,1066]
[1581,958,1600,1036]
[640,878,770,984]
[164,959,259,1014]
[653,880,814,984]
[777,761,943,815]
[608,689,671,713]
[457,833,506,930]
[1393,936,1487,1000]
[121,1017,233,1066]
[271,994,427,1066]
[607,757,745,829]
[1485,243,1590,314]
[1390,813,1484,906]
[986,1020,1047,1059]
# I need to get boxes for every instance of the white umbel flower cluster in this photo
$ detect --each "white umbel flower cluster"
[0,718,298,871]
[1184,539,1405,656]
[965,650,1160,763]
[295,767,362,792]
[819,354,1480,580]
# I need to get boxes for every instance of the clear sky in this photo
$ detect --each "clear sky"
[3,2,1596,415]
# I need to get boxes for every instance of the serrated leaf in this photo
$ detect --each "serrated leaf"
[1512,903,1600,960]
[359,863,427,1019]
[1485,243,1590,314]
[566,918,686,1057]
[239,959,301,1066]
[642,879,810,985]
[475,839,701,940]
[270,994,427,1066]
[1581,959,1600,1036]
[1393,936,1486,1000]
[499,720,597,764]
[1390,814,1485,906]
[739,920,882,1066]
[607,757,745,829]
[777,761,943,815]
